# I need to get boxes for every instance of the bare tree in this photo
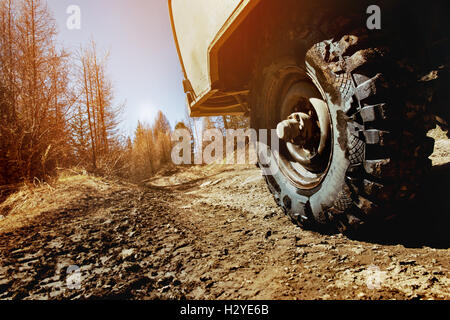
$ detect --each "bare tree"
[0,0,72,183]
[72,40,122,172]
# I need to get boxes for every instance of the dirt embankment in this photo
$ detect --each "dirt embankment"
[0,131,449,300]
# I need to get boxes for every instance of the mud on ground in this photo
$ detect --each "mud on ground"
[0,131,449,300]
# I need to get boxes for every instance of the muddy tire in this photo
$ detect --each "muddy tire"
[250,35,435,234]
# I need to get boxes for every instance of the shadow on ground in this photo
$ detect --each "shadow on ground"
[354,162,450,249]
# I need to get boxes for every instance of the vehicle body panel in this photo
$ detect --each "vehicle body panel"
[169,0,449,118]
[170,0,240,97]
[169,0,258,117]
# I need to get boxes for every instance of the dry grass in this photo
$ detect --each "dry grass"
[0,169,113,233]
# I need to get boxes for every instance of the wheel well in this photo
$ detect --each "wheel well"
[214,0,450,96]
[214,0,363,93]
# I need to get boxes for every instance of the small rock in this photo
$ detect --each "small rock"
[50,290,63,298]
[157,274,174,287]
[11,288,27,300]
[161,285,170,293]
[428,276,439,284]
[200,276,211,282]
[128,276,153,290]
[105,278,116,287]
[351,247,364,255]
[0,279,12,292]
[120,249,135,260]
[0,215,4,220]
[263,212,276,220]
[125,263,141,273]
[386,265,396,271]
[432,270,444,276]
[173,279,181,286]
[200,181,212,187]
[399,260,416,266]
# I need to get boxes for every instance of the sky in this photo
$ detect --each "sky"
[46,0,187,137]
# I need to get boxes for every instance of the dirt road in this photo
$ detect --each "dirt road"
[0,136,449,300]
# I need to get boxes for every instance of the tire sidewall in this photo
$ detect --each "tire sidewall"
[252,56,352,225]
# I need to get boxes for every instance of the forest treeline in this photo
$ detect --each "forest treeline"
[0,0,127,186]
[0,0,248,189]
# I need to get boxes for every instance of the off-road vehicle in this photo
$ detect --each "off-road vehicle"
[169,0,449,233]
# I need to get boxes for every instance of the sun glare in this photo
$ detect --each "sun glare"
[136,101,159,125]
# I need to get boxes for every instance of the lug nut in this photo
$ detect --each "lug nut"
[276,112,313,143]
[277,118,303,141]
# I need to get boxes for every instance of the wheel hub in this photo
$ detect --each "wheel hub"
[276,112,317,146]
[277,80,332,186]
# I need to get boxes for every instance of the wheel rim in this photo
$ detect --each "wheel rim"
[276,75,333,190]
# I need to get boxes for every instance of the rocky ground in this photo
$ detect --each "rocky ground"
[0,131,449,300]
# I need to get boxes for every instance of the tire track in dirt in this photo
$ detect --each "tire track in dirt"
[160,165,449,300]
[0,160,448,299]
